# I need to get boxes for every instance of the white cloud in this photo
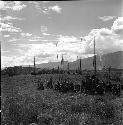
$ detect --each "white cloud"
[0,1,5,10]
[12,1,26,11]
[28,1,49,15]
[57,35,79,43]
[1,56,14,68]
[1,55,28,68]
[9,38,21,42]
[0,16,24,22]
[23,35,84,62]
[28,2,62,15]
[0,22,22,32]
[48,5,62,13]
[42,32,50,36]
[83,17,123,55]
[4,34,10,38]
[111,17,123,35]
[28,35,43,42]
[99,28,114,36]
[21,33,32,37]
[98,16,116,21]
[25,43,57,57]
[0,1,26,11]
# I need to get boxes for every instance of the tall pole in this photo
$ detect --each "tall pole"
[94,36,96,77]
[62,54,64,79]
[34,56,35,75]
[80,57,81,74]
[61,54,64,80]
[108,66,111,82]
[68,62,69,73]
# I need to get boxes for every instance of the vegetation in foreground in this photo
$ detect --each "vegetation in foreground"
[1,74,123,125]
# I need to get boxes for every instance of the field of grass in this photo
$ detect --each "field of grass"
[1,74,123,125]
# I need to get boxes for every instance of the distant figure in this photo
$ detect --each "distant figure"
[46,77,53,89]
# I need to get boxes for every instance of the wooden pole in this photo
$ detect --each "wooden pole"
[94,36,96,77]
[34,56,36,75]
[68,62,69,74]
[62,54,64,80]
[80,57,81,74]
[108,66,111,82]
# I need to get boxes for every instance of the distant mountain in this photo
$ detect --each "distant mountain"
[36,61,68,69]
[25,51,123,70]
[101,51,123,69]
[66,55,102,70]
[67,51,123,70]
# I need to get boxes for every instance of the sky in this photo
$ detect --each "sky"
[1,0,123,68]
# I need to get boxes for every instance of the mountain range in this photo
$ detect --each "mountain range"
[24,51,123,70]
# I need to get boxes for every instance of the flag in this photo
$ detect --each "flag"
[34,56,35,67]
[93,59,95,67]
[81,38,83,41]
[80,58,81,70]
[61,54,64,65]
[56,42,58,47]
[57,54,58,59]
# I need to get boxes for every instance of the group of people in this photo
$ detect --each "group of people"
[36,74,122,96]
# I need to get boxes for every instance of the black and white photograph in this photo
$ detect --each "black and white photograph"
[1,0,123,125]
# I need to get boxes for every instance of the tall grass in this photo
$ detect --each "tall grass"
[1,75,123,125]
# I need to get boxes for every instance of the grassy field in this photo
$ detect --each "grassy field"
[1,74,123,125]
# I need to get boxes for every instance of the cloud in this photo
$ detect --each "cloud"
[1,55,28,68]
[42,32,50,36]
[1,56,14,68]
[83,17,123,55]
[4,34,10,38]
[111,17,123,35]
[1,43,57,67]
[99,28,114,36]
[1,44,33,68]
[28,1,49,15]
[8,38,22,43]
[12,1,26,11]
[28,2,62,15]
[0,22,22,32]
[48,5,62,13]
[0,16,24,22]
[98,16,116,21]
[25,43,57,57]
[57,35,79,43]
[0,1,5,10]
[0,1,26,11]
[24,35,84,62]
[28,35,43,42]
[21,33,32,37]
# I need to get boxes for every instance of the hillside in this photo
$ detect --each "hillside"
[34,51,123,70]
